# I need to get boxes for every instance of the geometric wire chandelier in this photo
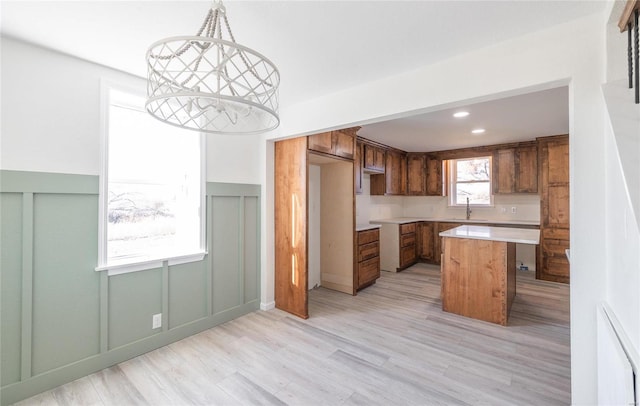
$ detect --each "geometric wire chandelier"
[146,0,280,135]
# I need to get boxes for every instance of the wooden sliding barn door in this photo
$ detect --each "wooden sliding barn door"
[274,137,309,318]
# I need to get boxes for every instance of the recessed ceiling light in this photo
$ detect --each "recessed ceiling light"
[453,111,469,118]
[471,128,486,134]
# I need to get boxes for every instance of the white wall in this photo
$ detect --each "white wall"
[602,2,640,367]
[604,116,640,354]
[265,12,608,404]
[355,174,404,224]
[0,37,264,186]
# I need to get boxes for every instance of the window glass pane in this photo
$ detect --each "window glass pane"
[456,158,490,181]
[455,182,491,205]
[106,90,201,265]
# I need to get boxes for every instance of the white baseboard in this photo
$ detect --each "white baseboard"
[260,301,275,311]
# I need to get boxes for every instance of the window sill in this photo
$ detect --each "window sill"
[95,251,207,276]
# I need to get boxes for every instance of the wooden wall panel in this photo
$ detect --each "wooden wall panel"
[274,138,309,319]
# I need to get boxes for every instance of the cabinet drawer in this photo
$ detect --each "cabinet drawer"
[400,245,417,268]
[358,229,379,245]
[358,241,379,262]
[400,223,416,234]
[358,257,380,286]
[400,233,416,248]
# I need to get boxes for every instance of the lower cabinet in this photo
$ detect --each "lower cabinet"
[417,222,436,262]
[399,223,417,270]
[357,228,380,290]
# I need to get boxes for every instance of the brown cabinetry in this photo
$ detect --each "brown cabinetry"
[407,154,443,196]
[357,228,380,290]
[407,153,426,195]
[435,222,463,265]
[537,135,570,283]
[371,150,407,195]
[417,222,436,262]
[399,222,417,269]
[355,141,363,194]
[426,155,444,196]
[363,144,385,173]
[493,143,538,194]
[308,127,359,160]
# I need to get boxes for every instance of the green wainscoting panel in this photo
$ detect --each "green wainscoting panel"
[108,268,163,349]
[244,196,259,304]
[0,170,98,194]
[211,196,242,314]
[0,171,261,406]
[1,193,23,386]
[31,194,101,375]
[168,261,208,329]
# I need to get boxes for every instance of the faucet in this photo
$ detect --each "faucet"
[466,197,472,220]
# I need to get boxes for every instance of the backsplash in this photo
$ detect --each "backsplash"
[403,194,540,222]
[356,174,540,224]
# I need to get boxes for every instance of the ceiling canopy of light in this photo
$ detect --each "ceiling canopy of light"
[146,0,280,135]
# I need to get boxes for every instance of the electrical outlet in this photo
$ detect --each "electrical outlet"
[500,207,507,214]
[511,206,517,214]
[152,313,162,329]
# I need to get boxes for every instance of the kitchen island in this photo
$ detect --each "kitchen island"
[439,225,540,326]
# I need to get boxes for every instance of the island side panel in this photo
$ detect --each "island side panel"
[379,223,400,272]
[441,237,510,326]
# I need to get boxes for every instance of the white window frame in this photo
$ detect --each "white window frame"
[448,156,494,207]
[96,79,206,276]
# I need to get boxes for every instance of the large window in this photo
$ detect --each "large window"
[98,85,204,273]
[449,156,493,206]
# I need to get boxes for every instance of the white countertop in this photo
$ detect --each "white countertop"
[439,225,540,245]
[370,217,540,226]
[356,223,382,232]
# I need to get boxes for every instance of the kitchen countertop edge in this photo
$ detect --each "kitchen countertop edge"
[439,225,540,244]
[355,224,382,232]
[370,217,540,226]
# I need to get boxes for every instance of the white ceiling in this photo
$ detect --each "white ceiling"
[359,86,569,152]
[1,1,599,150]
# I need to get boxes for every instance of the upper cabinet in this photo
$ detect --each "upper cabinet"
[370,149,406,195]
[493,143,538,194]
[355,141,363,195]
[406,153,444,196]
[363,144,386,173]
[406,153,426,195]
[308,127,360,160]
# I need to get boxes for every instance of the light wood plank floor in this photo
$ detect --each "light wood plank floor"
[16,263,570,405]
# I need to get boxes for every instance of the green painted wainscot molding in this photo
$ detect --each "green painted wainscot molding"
[0,170,261,405]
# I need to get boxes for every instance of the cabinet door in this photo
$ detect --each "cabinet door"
[418,222,435,261]
[364,144,385,172]
[406,154,426,195]
[333,130,355,159]
[355,141,363,194]
[385,151,407,195]
[307,132,333,155]
[426,156,443,196]
[538,135,570,283]
[400,245,417,268]
[493,148,516,194]
[515,145,538,193]
[435,222,463,264]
